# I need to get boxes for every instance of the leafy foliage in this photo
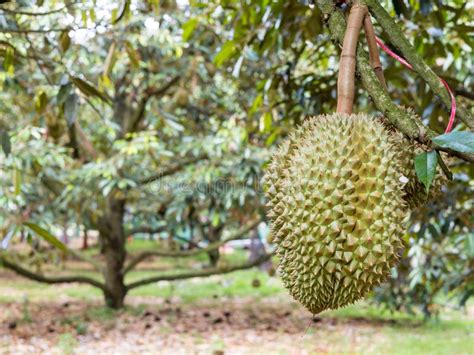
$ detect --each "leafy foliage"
[375,181,474,318]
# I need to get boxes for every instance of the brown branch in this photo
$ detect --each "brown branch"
[84,96,107,120]
[74,121,99,160]
[145,75,181,98]
[0,27,91,33]
[124,220,260,274]
[125,75,181,135]
[315,0,474,163]
[0,2,77,16]
[455,88,474,101]
[138,154,208,185]
[337,2,367,114]
[126,226,166,236]
[363,15,387,90]
[125,252,272,291]
[0,254,106,291]
[24,35,54,85]
[362,0,474,130]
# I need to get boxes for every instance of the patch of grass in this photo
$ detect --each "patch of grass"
[57,333,78,355]
[328,302,423,324]
[375,319,473,355]
[64,285,103,300]
[86,306,118,321]
[127,269,284,302]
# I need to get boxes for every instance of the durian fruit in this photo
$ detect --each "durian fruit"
[263,113,409,314]
[386,128,449,208]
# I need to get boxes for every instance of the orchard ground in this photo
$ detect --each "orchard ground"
[1,241,473,354]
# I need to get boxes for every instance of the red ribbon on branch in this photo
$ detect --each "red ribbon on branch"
[375,36,457,134]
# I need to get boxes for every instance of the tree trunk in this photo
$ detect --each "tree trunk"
[208,249,220,267]
[206,225,223,267]
[82,229,89,250]
[98,195,127,309]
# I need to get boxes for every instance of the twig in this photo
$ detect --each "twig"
[24,35,53,85]
[363,15,387,90]
[138,154,208,185]
[84,97,107,121]
[123,220,260,274]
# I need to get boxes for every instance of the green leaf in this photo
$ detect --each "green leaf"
[214,41,237,67]
[1,130,11,157]
[13,168,21,196]
[3,46,14,75]
[59,31,71,53]
[114,0,131,24]
[89,9,97,22]
[24,223,68,253]
[124,41,140,68]
[465,234,474,258]
[103,41,116,77]
[81,10,88,26]
[265,128,281,146]
[259,111,272,132]
[57,83,72,105]
[182,18,198,41]
[232,55,244,78]
[414,150,438,193]
[70,76,111,104]
[35,91,48,113]
[64,93,78,126]
[212,213,220,227]
[164,117,184,132]
[432,131,474,154]
[250,93,263,114]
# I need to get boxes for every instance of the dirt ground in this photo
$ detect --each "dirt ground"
[0,295,417,355]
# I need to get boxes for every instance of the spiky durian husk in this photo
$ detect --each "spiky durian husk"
[378,113,450,208]
[388,131,449,208]
[263,113,409,314]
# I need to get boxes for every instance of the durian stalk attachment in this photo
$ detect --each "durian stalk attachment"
[363,15,387,91]
[263,1,411,314]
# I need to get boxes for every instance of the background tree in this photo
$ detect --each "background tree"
[0,0,270,309]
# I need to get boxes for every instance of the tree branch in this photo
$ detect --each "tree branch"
[145,75,182,99]
[362,0,474,130]
[0,2,77,16]
[0,26,102,34]
[74,121,99,160]
[123,75,181,135]
[123,220,260,274]
[363,15,387,90]
[138,153,208,185]
[0,254,106,291]
[455,88,474,101]
[316,0,474,163]
[126,226,166,236]
[68,248,104,273]
[125,252,272,291]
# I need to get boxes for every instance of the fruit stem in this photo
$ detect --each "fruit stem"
[363,15,387,91]
[337,2,368,114]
